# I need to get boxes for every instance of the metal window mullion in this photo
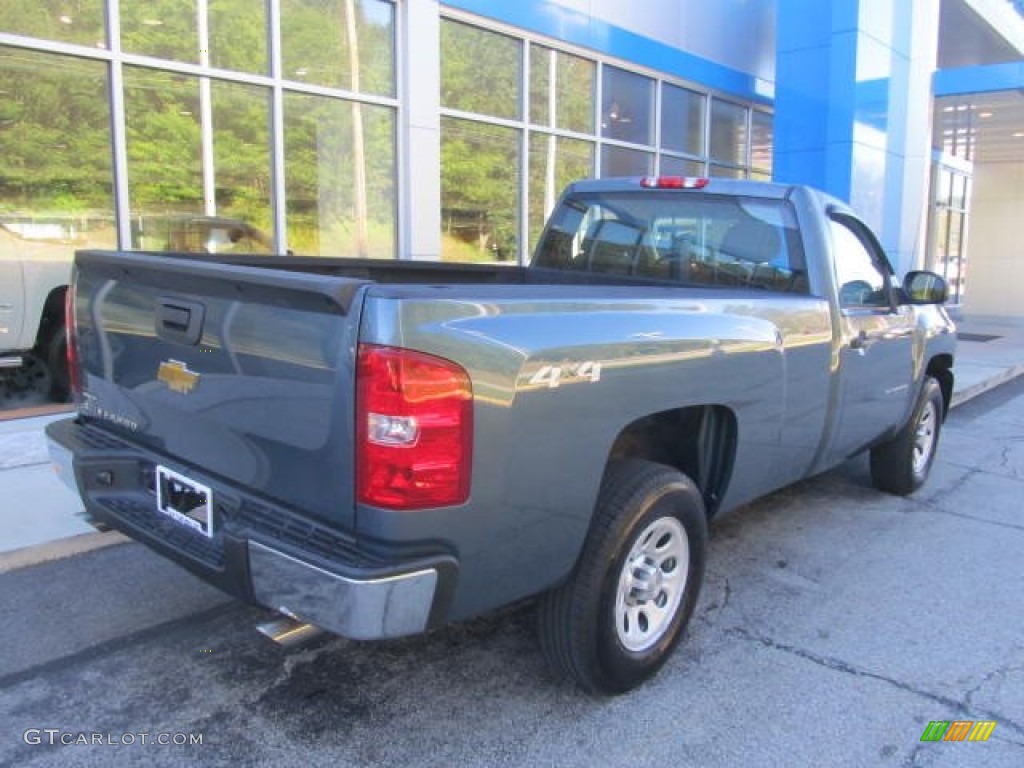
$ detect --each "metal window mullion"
[522,123,596,144]
[702,95,713,170]
[595,61,603,176]
[198,0,216,216]
[600,136,658,153]
[0,32,113,61]
[744,105,753,175]
[660,148,705,163]
[268,0,288,254]
[107,0,132,250]
[102,51,397,109]
[923,162,939,272]
[394,0,406,260]
[542,47,559,221]
[519,41,530,265]
[438,107,525,132]
[654,79,664,175]
[957,210,969,303]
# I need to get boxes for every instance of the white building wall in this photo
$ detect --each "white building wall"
[963,161,1024,315]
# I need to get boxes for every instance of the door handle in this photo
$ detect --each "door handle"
[156,297,206,346]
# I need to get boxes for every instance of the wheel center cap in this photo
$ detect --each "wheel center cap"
[628,557,662,603]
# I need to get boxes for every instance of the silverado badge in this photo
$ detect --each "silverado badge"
[158,360,200,394]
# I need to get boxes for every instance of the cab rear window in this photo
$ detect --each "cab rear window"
[533,192,808,294]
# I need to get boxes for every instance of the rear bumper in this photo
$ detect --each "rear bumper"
[46,417,457,641]
[248,541,439,640]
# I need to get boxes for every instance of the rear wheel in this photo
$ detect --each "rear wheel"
[537,459,707,694]
[870,376,944,495]
[0,352,52,405]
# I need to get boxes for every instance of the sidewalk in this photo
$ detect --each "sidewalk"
[2,313,1023,566]
[948,314,1024,406]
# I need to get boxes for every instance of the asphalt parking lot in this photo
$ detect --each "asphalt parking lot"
[1,377,1022,767]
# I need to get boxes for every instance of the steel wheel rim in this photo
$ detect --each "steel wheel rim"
[913,400,938,475]
[614,515,689,653]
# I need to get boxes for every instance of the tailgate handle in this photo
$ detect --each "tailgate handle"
[156,298,206,346]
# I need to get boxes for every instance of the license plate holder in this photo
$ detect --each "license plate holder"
[155,465,213,538]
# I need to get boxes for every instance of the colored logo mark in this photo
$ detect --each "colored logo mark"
[920,720,996,742]
[157,359,200,394]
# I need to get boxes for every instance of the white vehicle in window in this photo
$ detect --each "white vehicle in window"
[0,221,77,403]
[1,215,272,405]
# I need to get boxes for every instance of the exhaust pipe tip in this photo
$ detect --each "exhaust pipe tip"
[256,616,326,649]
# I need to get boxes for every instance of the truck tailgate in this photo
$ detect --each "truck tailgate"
[71,250,368,530]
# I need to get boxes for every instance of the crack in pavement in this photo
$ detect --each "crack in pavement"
[725,626,1024,745]
[963,662,1024,710]
[696,575,732,626]
[914,506,1024,533]
[998,445,1017,478]
[905,491,1024,533]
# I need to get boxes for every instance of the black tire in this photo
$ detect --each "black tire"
[537,459,708,694]
[44,324,70,403]
[870,376,944,496]
[3,352,52,404]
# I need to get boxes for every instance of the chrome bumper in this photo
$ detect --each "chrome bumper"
[248,541,439,641]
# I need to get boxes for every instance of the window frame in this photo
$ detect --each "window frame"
[828,209,898,312]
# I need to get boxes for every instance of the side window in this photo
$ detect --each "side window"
[828,217,891,308]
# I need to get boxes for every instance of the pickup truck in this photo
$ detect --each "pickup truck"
[47,177,955,694]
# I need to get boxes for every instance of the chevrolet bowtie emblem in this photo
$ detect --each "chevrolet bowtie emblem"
[158,360,200,394]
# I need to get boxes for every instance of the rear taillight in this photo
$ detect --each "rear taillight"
[356,344,473,510]
[64,284,82,401]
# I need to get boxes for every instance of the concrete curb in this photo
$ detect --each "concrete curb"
[949,364,1024,409]
[0,530,130,575]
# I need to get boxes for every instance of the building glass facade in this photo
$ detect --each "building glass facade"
[0,0,397,261]
[0,2,771,269]
[438,13,773,263]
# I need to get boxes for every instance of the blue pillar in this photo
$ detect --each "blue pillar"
[774,0,939,273]
[773,1,855,199]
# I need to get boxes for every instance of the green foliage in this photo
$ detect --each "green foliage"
[121,0,199,64]
[281,0,394,95]
[0,48,112,212]
[0,0,105,47]
[440,19,520,120]
[439,21,526,262]
[284,92,395,256]
[439,24,598,264]
[1,0,397,255]
[529,46,594,134]
[209,0,268,73]
[123,68,203,208]
[441,117,519,261]
[213,82,271,227]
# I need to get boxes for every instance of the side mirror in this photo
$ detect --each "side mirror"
[902,271,948,305]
